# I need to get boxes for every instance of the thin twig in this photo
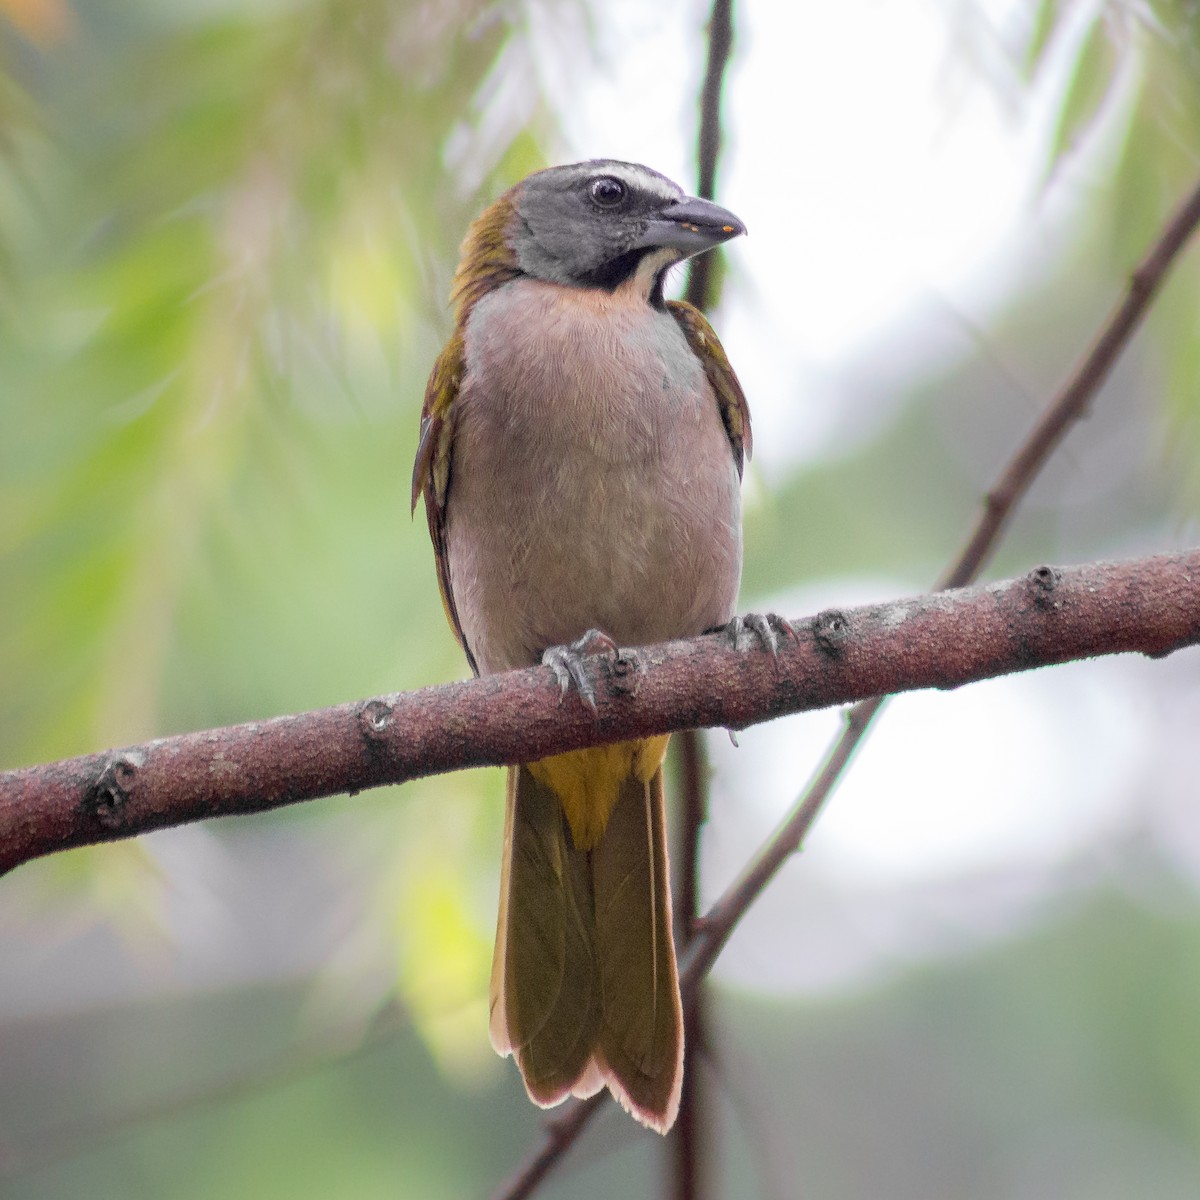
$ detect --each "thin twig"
[487,171,1200,1196]
[489,1094,606,1200]
[673,729,710,1200]
[684,0,734,313]
[675,3,737,1195]
[944,177,1200,590]
[676,734,708,953]
[680,695,885,992]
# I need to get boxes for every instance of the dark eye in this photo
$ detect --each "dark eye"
[589,176,627,208]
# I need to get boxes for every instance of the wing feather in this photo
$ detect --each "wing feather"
[666,299,752,476]
[412,328,478,674]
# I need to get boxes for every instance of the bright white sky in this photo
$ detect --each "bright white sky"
[537,0,1191,991]
[543,0,1127,469]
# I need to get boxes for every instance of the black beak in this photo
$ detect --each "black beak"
[633,195,746,258]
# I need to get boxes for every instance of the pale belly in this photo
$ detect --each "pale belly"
[444,279,743,675]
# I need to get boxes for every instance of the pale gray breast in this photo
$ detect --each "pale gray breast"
[446,277,742,675]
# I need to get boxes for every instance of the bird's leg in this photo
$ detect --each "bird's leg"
[715,613,797,658]
[541,628,622,712]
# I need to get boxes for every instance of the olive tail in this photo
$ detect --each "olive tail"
[489,763,683,1132]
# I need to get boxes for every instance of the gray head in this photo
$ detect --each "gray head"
[509,160,745,294]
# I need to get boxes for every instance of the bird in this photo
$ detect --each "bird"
[412,159,750,1133]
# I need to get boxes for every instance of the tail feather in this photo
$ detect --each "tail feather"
[490,759,683,1131]
[592,768,683,1131]
[492,765,601,1104]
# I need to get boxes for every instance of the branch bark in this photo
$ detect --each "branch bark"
[3,550,1197,878]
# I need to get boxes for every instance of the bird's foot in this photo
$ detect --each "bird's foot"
[541,629,622,712]
[716,612,797,658]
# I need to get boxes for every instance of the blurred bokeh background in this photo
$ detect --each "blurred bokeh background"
[3,0,1200,1196]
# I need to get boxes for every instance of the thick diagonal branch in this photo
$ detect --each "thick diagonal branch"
[2,550,1197,878]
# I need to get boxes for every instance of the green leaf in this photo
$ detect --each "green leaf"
[1046,13,1120,171]
[1024,0,1064,76]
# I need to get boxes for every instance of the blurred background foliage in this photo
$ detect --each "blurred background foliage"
[3,0,1200,1196]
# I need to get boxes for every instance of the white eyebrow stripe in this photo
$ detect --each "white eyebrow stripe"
[568,160,683,203]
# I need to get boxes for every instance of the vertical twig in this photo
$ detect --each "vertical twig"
[672,730,709,1200]
[675,2,736,1197]
[684,0,735,313]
